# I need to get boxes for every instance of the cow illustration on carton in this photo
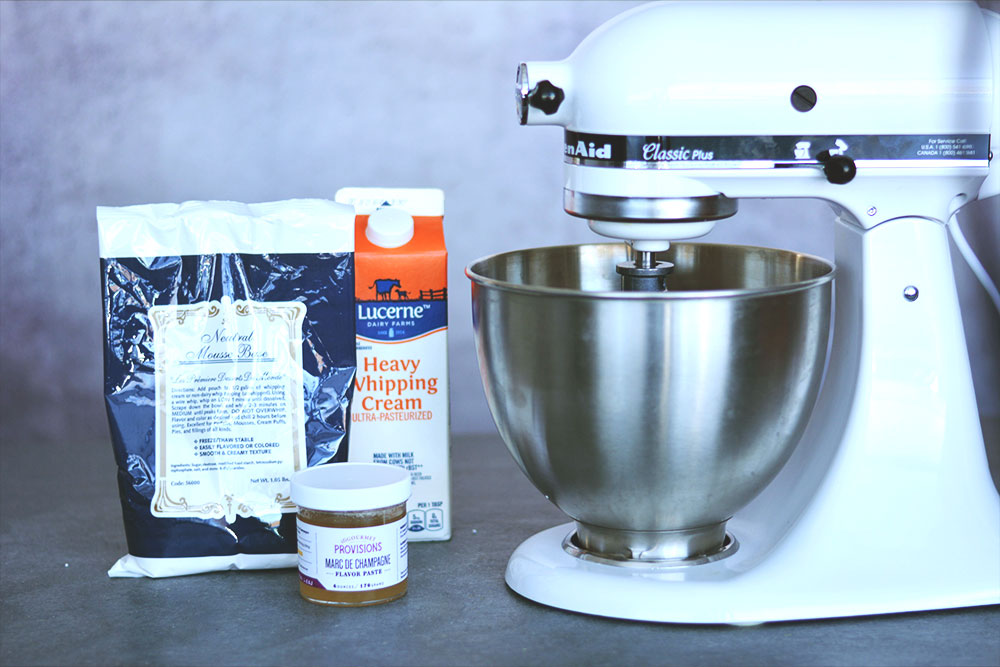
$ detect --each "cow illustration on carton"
[370,278,401,301]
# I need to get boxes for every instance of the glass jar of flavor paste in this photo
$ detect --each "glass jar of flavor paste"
[290,463,411,606]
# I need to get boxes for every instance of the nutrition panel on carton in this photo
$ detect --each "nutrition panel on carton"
[336,187,452,542]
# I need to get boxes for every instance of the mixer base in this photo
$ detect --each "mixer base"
[505,523,1000,625]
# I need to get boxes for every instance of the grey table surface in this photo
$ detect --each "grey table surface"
[2,427,999,667]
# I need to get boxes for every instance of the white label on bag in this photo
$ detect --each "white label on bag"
[149,296,306,523]
[297,517,408,591]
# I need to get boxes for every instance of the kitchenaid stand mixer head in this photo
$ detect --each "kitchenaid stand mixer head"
[470,0,1000,623]
[521,55,742,291]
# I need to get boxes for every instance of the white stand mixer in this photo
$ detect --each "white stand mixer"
[507,0,1000,623]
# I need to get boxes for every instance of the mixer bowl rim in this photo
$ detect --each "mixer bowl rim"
[466,242,835,300]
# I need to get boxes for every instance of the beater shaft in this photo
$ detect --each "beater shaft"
[616,249,673,291]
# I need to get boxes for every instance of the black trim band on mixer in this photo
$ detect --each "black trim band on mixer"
[564,131,990,168]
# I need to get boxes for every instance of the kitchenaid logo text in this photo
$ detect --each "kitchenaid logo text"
[357,304,427,321]
[642,143,714,161]
[565,141,612,159]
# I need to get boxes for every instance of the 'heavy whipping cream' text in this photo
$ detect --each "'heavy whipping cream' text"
[354,356,438,412]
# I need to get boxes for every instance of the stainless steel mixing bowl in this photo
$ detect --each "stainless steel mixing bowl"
[467,243,834,563]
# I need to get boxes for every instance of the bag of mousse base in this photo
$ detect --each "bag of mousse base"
[98,199,356,577]
[334,187,451,541]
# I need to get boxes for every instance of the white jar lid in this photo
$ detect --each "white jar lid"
[365,206,414,248]
[291,463,411,512]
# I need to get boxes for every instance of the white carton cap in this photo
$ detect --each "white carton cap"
[291,463,411,512]
[365,206,414,248]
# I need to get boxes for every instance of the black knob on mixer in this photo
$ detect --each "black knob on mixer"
[817,151,857,184]
[528,80,565,115]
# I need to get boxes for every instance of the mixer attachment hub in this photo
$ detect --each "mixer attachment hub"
[616,250,673,291]
[566,191,738,223]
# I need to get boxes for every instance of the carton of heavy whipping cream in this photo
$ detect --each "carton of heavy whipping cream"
[335,187,451,541]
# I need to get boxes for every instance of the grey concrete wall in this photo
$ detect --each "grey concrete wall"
[1,0,998,447]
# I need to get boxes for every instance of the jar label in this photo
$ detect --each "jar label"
[148,297,307,523]
[297,517,408,592]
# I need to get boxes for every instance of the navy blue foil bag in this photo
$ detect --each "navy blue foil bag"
[98,200,356,577]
